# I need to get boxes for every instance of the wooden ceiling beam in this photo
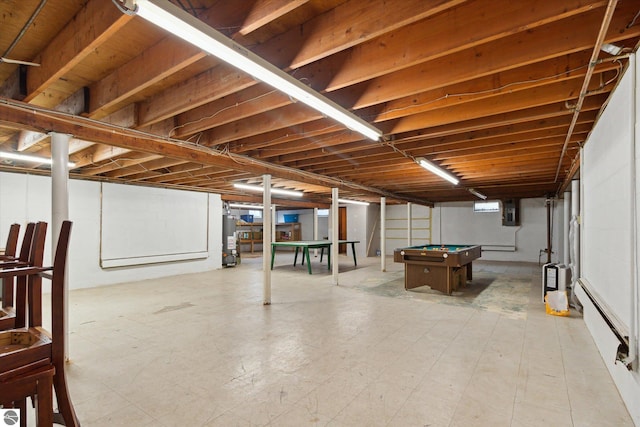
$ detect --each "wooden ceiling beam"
[80,153,163,176]
[229,120,345,153]
[133,0,456,129]
[319,0,606,92]
[24,0,134,103]
[201,103,324,146]
[2,100,432,201]
[390,95,606,143]
[400,118,594,154]
[103,157,186,178]
[375,52,617,122]
[236,0,310,36]
[174,84,292,138]
[390,79,605,134]
[353,7,635,109]
[250,132,363,161]
[257,0,466,69]
[139,165,230,184]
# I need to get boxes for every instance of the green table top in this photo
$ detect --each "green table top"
[271,240,359,247]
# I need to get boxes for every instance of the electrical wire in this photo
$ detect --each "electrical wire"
[110,0,136,15]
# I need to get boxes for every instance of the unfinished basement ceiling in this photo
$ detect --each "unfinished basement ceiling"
[1,0,639,207]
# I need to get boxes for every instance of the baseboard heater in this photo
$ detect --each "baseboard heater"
[481,244,516,252]
[577,278,633,370]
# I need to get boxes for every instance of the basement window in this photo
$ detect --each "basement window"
[473,200,500,213]
[249,210,262,219]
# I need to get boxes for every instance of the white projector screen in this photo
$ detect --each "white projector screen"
[100,183,208,268]
[581,59,635,330]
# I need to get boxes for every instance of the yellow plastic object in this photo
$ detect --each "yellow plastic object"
[545,291,570,317]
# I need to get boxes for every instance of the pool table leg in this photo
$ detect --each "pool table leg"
[467,263,473,281]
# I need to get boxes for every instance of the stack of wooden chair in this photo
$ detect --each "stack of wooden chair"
[0,221,80,427]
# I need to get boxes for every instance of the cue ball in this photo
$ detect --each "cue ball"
[400,250,405,255]
[443,253,448,258]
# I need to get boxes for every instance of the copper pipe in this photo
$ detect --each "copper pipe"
[554,0,619,183]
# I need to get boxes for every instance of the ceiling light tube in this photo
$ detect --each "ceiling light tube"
[0,151,76,168]
[468,188,487,200]
[338,198,370,206]
[132,0,382,141]
[234,183,303,197]
[229,203,264,210]
[416,157,459,185]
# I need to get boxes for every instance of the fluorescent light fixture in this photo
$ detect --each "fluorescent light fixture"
[229,203,264,210]
[600,43,623,55]
[338,198,370,206]
[234,183,303,197]
[416,157,459,185]
[132,0,382,141]
[0,151,76,168]
[468,188,487,200]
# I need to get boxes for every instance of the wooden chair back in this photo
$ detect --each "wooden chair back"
[0,220,78,427]
[0,223,20,259]
[1,223,38,330]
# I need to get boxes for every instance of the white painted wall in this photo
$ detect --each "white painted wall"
[377,199,562,263]
[0,172,223,290]
[577,54,640,425]
[434,199,563,263]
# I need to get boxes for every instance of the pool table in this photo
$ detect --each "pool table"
[393,244,482,295]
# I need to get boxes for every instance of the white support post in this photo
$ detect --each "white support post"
[263,175,272,305]
[332,188,339,285]
[407,202,413,247]
[313,207,319,257]
[563,191,571,266]
[50,132,71,361]
[571,179,580,283]
[381,197,386,272]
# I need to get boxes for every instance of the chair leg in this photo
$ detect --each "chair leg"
[35,373,53,427]
[52,370,80,427]
[17,398,27,427]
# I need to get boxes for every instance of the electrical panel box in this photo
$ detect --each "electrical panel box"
[502,199,520,226]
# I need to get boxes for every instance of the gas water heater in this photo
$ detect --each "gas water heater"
[222,214,238,267]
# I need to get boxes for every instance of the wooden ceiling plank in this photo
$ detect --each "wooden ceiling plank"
[202,103,324,146]
[104,157,185,178]
[88,38,206,119]
[353,9,637,109]
[258,0,467,69]
[390,95,605,143]
[174,84,292,138]
[79,152,162,176]
[390,79,604,134]
[73,144,138,169]
[376,52,617,122]
[237,0,310,36]
[229,120,344,153]
[135,164,221,183]
[251,132,364,161]
[131,0,463,131]
[137,64,256,127]
[322,0,606,92]
[24,0,134,102]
